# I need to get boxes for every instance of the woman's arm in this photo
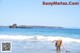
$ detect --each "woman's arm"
[51,40,56,43]
[61,44,67,53]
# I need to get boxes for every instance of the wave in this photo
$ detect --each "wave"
[0,35,80,43]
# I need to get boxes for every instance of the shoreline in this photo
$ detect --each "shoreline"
[0,24,80,29]
[0,24,64,29]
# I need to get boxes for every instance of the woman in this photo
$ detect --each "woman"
[52,38,66,51]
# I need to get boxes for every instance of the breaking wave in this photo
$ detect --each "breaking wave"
[0,35,80,43]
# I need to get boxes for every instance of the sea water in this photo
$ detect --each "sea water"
[0,27,80,53]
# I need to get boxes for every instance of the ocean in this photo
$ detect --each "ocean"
[0,27,80,53]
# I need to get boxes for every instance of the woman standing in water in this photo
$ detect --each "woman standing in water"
[52,38,66,52]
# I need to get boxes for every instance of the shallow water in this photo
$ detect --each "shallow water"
[0,40,80,53]
[0,28,80,53]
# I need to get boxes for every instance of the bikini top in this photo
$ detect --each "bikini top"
[55,40,62,47]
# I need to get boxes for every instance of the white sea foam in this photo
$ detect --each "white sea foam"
[0,35,80,43]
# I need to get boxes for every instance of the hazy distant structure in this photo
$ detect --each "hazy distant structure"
[9,24,17,28]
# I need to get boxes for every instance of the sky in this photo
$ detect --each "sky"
[0,0,80,28]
